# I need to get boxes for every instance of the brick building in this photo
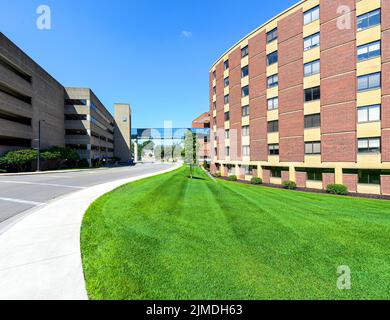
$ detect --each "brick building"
[210,0,390,195]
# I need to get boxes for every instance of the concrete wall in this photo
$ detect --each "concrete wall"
[0,32,65,155]
[114,103,132,162]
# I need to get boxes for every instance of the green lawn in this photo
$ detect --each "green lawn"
[81,166,390,300]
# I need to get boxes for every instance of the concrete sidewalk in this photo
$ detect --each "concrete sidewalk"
[0,163,180,300]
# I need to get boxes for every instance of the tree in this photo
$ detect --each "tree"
[183,130,198,178]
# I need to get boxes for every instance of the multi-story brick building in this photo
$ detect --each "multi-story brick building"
[210,0,390,195]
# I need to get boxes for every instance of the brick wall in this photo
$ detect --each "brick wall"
[296,172,307,188]
[381,176,390,196]
[280,111,304,138]
[382,130,390,162]
[321,0,356,164]
[249,31,267,161]
[280,137,305,163]
[262,169,271,184]
[282,171,290,183]
[343,174,357,193]
[322,133,356,162]
[322,173,335,189]
[250,116,268,160]
[321,102,356,134]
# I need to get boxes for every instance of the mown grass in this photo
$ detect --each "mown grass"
[81,166,390,300]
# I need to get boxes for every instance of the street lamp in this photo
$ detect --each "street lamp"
[36,120,45,172]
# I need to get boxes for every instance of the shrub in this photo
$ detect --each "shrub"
[214,171,221,178]
[78,159,90,168]
[227,175,237,181]
[0,149,37,172]
[251,177,263,185]
[283,180,297,190]
[326,184,348,195]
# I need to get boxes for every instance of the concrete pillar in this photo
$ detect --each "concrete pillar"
[114,104,132,162]
[335,167,343,184]
[289,165,296,182]
[133,141,138,163]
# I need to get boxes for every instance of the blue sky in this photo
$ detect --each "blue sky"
[0,0,297,128]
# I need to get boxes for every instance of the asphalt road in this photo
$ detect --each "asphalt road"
[0,163,174,230]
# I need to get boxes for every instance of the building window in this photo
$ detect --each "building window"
[307,169,323,181]
[224,60,229,70]
[304,33,320,51]
[241,45,249,58]
[304,60,320,77]
[122,116,128,122]
[242,145,250,157]
[242,105,250,117]
[264,166,284,178]
[358,170,381,185]
[268,144,279,156]
[268,120,279,133]
[305,141,321,155]
[224,112,230,122]
[224,77,229,88]
[213,101,216,110]
[225,129,230,139]
[242,85,249,97]
[224,94,229,105]
[358,137,381,153]
[214,148,218,156]
[65,99,87,106]
[213,116,216,125]
[267,51,278,65]
[267,74,278,88]
[357,9,381,32]
[212,71,216,80]
[304,86,321,102]
[358,72,381,91]
[267,97,279,110]
[213,86,216,95]
[304,5,320,25]
[242,125,250,137]
[304,113,321,128]
[357,41,381,62]
[241,65,249,78]
[358,105,381,123]
[267,28,278,43]
[242,165,255,175]
[225,147,230,157]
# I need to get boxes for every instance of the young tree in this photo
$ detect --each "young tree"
[183,130,198,178]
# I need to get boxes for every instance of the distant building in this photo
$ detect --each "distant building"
[192,112,211,164]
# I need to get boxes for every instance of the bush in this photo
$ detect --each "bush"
[78,159,90,168]
[283,180,297,190]
[326,184,348,195]
[0,149,37,172]
[213,171,221,178]
[227,175,237,181]
[251,177,263,185]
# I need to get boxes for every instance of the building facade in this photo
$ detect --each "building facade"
[0,32,65,155]
[65,88,115,165]
[114,103,132,162]
[209,0,390,195]
[192,112,211,163]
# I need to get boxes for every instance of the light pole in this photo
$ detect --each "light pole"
[36,120,45,172]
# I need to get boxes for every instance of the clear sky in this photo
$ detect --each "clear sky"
[0,0,297,128]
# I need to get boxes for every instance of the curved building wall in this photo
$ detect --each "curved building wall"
[209,0,390,195]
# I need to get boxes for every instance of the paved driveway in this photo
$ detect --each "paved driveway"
[0,163,173,231]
